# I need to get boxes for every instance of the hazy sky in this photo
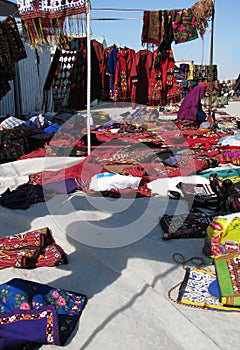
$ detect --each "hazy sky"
[90,0,239,80]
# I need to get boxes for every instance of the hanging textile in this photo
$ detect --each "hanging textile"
[0,16,27,101]
[99,44,116,101]
[142,8,199,48]
[106,46,119,100]
[172,8,198,44]
[112,47,135,102]
[130,49,153,106]
[44,38,102,111]
[2,16,27,62]
[142,10,174,49]
[17,0,87,48]
[191,0,214,39]
[148,49,178,106]
[106,47,135,102]
[193,64,218,82]
[142,10,163,47]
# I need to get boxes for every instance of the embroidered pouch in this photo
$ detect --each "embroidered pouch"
[169,267,240,312]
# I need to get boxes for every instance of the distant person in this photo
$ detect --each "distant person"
[177,85,207,122]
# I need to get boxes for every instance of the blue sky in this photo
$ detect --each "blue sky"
[90,0,239,81]
[9,0,239,80]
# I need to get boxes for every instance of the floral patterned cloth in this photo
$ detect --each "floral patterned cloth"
[172,8,198,44]
[0,278,87,349]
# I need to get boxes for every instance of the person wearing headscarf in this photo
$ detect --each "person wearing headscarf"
[177,85,207,122]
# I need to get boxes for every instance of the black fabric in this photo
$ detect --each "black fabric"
[0,183,46,210]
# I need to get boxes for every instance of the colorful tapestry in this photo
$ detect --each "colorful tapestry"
[0,278,87,348]
[0,227,67,268]
[214,252,240,307]
[172,8,198,44]
[17,0,87,47]
[142,10,163,46]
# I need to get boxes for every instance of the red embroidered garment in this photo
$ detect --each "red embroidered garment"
[113,48,135,102]
[130,50,153,106]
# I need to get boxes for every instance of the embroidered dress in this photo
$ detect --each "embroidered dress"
[148,49,176,106]
[113,47,135,102]
[0,278,87,348]
[106,47,119,100]
[99,45,116,101]
[130,50,153,105]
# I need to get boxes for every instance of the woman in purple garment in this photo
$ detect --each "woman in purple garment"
[177,85,207,122]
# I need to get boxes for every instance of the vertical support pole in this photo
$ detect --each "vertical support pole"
[208,0,215,121]
[86,0,91,155]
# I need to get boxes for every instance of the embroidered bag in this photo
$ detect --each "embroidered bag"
[159,212,214,240]
[169,266,240,312]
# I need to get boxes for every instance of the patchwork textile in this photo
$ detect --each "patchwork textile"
[172,267,240,312]
[214,252,240,307]
[0,278,87,348]
[17,0,87,47]
[0,227,67,268]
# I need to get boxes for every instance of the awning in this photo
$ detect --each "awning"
[0,0,19,17]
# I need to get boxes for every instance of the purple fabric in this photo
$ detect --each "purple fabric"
[0,278,87,349]
[177,85,205,121]
[0,306,59,350]
[43,178,80,194]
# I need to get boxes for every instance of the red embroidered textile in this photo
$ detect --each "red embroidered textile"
[0,227,67,269]
[17,0,87,47]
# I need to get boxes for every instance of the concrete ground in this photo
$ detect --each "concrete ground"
[223,100,240,117]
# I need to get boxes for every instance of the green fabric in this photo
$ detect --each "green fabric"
[215,259,234,296]
[214,253,240,307]
[198,167,240,179]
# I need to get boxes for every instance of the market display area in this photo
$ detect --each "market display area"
[0,105,238,201]
[0,100,240,349]
[2,1,240,350]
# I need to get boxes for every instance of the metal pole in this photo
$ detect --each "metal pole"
[208,0,215,121]
[86,0,91,155]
